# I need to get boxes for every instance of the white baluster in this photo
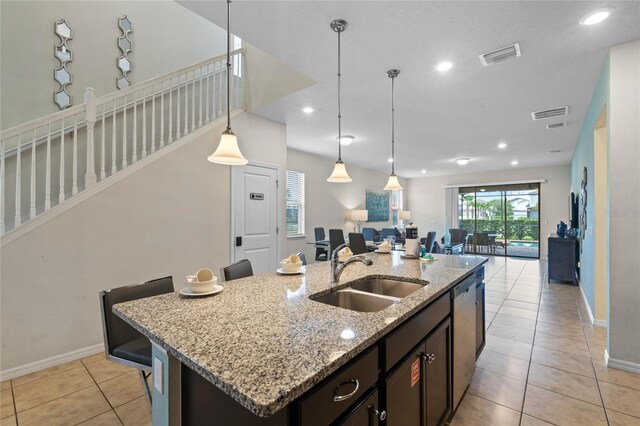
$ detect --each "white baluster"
[168,80,173,143]
[151,85,156,153]
[72,116,78,195]
[1,140,4,233]
[122,96,128,168]
[111,100,117,176]
[29,129,36,219]
[15,135,22,227]
[217,63,223,117]
[84,87,97,188]
[59,119,65,203]
[100,104,106,181]
[142,91,147,158]
[205,63,210,124]
[132,92,138,163]
[199,67,203,128]
[160,83,165,147]
[176,78,181,139]
[184,73,189,136]
[44,124,51,210]
[191,71,196,132]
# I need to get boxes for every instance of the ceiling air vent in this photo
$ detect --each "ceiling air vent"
[546,122,567,129]
[549,149,563,154]
[479,42,521,66]
[531,106,568,121]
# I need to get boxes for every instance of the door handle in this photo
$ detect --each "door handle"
[333,379,359,402]
[235,236,242,247]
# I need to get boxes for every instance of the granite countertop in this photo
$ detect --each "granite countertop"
[113,252,487,417]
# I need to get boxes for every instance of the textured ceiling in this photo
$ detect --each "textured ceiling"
[179,1,640,177]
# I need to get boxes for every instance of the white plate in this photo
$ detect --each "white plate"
[375,249,391,254]
[276,267,305,275]
[180,284,224,297]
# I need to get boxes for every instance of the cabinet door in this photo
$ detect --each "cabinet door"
[385,347,424,426]
[339,389,383,426]
[424,319,452,426]
[475,282,485,359]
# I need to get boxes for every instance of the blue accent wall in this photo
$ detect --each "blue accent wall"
[571,56,609,313]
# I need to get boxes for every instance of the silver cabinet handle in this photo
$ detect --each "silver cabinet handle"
[369,407,387,424]
[422,353,436,364]
[476,300,480,306]
[333,379,359,402]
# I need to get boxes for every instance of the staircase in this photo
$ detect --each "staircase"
[0,49,245,236]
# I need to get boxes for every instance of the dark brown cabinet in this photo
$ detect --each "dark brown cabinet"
[385,319,452,426]
[475,281,485,359]
[548,235,578,284]
[339,389,384,426]
[424,319,452,426]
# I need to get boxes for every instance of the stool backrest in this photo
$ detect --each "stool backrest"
[223,259,254,281]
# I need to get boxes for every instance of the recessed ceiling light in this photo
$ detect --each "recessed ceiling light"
[388,158,394,163]
[480,189,486,192]
[511,160,519,166]
[435,61,453,72]
[580,7,614,25]
[455,158,470,166]
[302,106,314,114]
[497,142,508,149]
[336,135,355,145]
[421,169,427,174]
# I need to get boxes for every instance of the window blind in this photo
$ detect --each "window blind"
[286,170,305,237]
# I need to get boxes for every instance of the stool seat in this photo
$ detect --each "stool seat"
[113,337,151,367]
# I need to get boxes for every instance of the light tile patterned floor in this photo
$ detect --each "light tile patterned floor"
[1,257,638,425]
[450,257,640,426]
[0,352,149,425]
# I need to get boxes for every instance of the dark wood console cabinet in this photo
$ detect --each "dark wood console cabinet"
[548,234,578,285]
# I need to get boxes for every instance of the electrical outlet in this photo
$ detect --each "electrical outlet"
[153,357,164,394]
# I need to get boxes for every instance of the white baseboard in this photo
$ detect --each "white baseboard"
[605,350,640,374]
[578,283,595,325]
[0,343,104,381]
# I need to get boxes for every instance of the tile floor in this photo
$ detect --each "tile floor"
[450,257,640,426]
[1,257,638,425]
[0,353,150,425]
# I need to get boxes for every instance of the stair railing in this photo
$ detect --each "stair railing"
[0,49,244,235]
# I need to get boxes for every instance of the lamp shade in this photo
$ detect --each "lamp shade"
[399,210,412,220]
[383,174,403,190]
[351,209,368,221]
[327,161,352,183]
[208,132,248,165]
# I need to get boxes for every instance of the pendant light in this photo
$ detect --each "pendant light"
[384,69,402,190]
[208,0,248,165]
[327,19,352,183]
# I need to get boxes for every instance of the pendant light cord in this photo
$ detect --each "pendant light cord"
[226,0,232,132]
[337,29,342,162]
[391,74,395,175]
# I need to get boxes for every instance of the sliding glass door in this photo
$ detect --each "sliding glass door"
[459,183,540,258]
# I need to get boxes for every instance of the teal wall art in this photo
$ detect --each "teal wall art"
[366,190,389,222]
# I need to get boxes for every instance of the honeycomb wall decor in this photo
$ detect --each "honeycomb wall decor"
[54,19,73,109]
[117,16,133,90]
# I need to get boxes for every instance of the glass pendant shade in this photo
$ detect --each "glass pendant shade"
[384,174,402,190]
[327,161,352,183]
[208,131,248,165]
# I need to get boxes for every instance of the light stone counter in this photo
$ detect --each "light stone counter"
[114,252,487,417]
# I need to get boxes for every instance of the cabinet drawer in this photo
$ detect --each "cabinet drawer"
[385,293,450,371]
[299,347,378,426]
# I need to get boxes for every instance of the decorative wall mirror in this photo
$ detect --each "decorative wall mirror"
[117,15,133,90]
[54,19,73,109]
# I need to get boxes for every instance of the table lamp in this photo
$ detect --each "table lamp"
[351,210,368,232]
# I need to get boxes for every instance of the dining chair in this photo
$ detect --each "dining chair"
[329,229,346,253]
[222,259,254,281]
[296,252,307,266]
[100,276,175,406]
[379,228,396,241]
[348,233,368,255]
[314,227,329,261]
[420,231,437,253]
[362,227,376,242]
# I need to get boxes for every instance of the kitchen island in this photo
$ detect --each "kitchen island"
[114,252,487,425]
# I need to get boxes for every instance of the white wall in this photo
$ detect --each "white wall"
[0,0,227,129]
[285,148,407,262]
[0,112,286,374]
[406,165,571,258]
[608,39,640,367]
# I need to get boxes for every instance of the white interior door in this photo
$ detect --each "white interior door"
[232,164,278,274]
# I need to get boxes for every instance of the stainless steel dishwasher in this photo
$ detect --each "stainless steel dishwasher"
[452,275,477,410]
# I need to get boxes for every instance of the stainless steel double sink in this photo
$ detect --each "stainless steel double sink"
[310,278,427,312]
